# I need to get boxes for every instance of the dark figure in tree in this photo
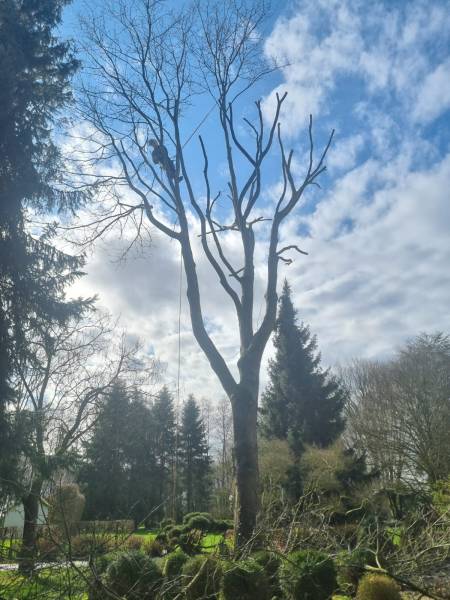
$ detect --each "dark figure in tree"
[149,139,182,182]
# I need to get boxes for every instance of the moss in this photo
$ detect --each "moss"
[356,574,401,600]
[280,549,337,600]
[221,559,270,600]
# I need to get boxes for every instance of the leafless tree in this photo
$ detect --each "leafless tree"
[74,0,333,543]
[11,312,148,573]
[344,333,450,493]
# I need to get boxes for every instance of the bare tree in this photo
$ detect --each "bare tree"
[345,333,450,493]
[75,0,333,543]
[11,312,145,573]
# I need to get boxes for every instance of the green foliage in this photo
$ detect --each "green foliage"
[160,518,175,529]
[336,549,374,595]
[221,559,270,600]
[181,555,222,600]
[105,550,162,599]
[164,551,189,579]
[187,514,212,532]
[179,395,212,514]
[356,574,401,600]
[432,476,450,515]
[252,550,282,598]
[280,550,337,600]
[260,280,346,453]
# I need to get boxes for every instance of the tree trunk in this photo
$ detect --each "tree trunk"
[231,379,260,547]
[18,478,42,574]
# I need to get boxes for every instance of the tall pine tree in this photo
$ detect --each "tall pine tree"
[152,386,176,518]
[260,280,346,454]
[179,395,211,513]
[0,0,88,483]
[80,381,131,520]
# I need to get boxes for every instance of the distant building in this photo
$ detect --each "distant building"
[2,501,48,535]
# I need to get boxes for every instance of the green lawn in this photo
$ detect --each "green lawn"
[0,567,88,600]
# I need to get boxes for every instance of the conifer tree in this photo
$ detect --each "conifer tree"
[80,382,131,519]
[260,280,346,454]
[152,386,176,517]
[0,0,87,479]
[179,395,211,513]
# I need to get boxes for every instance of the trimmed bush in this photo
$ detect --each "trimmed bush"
[178,529,203,554]
[183,512,210,524]
[221,559,270,600]
[356,574,401,600]
[212,519,233,532]
[164,550,189,579]
[337,549,374,594]
[105,550,162,599]
[186,514,211,532]
[160,518,175,529]
[280,549,337,600]
[182,555,222,600]
[252,550,282,598]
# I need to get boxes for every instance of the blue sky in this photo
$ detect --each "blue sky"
[64,0,450,400]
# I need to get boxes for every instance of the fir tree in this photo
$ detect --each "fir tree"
[0,0,88,475]
[152,386,176,517]
[80,382,131,519]
[260,280,346,453]
[179,395,211,513]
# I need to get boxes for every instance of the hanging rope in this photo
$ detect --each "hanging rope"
[172,244,183,519]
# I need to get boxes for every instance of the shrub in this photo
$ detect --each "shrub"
[337,549,374,594]
[124,535,144,551]
[160,518,175,529]
[181,555,222,600]
[144,539,165,558]
[36,536,61,561]
[280,550,337,600]
[356,574,400,600]
[105,550,162,599]
[167,526,183,540]
[221,559,270,600]
[70,533,114,558]
[164,551,189,579]
[252,550,282,598]
[186,514,211,532]
[183,512,209,524]
[47,483,85,535]
[213,519,234,532]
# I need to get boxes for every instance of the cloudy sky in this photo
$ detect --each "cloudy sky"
[64,0,450,403]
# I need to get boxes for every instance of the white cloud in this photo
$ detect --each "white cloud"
[413,59,450,124]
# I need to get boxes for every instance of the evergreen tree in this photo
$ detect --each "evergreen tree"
[80,382,131,519]
[0,0,87,477]
[151,386,176,518]
[126,391,159,526]
[260,280,346,453]
[179,395,211,513]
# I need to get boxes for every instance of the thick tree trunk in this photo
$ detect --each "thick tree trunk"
[231,379,260,547]
[18,478,42,574]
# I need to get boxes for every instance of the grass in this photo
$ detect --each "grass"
[0,567,89,600]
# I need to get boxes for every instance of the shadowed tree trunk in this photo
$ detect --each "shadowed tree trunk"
[19,478,43,575]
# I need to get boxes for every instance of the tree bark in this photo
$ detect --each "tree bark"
[18,478,42,574]
[231,374,260,546]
